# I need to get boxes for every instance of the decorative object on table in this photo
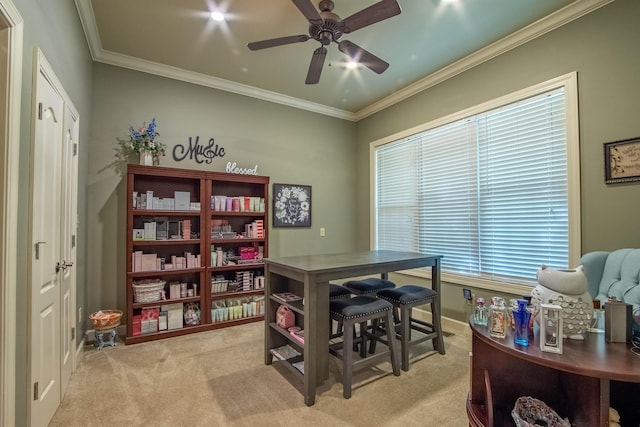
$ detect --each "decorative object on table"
[604,297,633,343]
[473,297,488,326]
[511,396,571,427]
[272,183,311,227]
[603,136,640,184]
[531,265,593,340]
[489,297,507,338]
[540,303,563,354]
[123,117,166,166]
[513,299,531,346]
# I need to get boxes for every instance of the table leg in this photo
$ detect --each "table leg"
[303,276,329,406]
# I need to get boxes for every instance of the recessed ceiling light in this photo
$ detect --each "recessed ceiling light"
[210,11,225,22]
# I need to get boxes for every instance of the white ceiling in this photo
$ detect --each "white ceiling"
[75,0,609,121]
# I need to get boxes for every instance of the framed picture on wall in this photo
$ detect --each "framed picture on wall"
[604,137,640,184]
[272,183,311,227]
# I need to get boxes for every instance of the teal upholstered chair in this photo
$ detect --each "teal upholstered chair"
[579,248,640,322]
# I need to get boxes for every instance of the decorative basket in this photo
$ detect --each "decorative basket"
[512,396,571,427]
[89,309,123,330]
[132,280,166,303]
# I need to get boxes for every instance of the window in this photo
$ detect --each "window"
[372,74,580,289]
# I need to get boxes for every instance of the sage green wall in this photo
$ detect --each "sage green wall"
[87,63,357,321]
[11,0,93,423]
[355,0,640,322]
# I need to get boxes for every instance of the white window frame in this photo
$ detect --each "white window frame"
[369,72,580,294]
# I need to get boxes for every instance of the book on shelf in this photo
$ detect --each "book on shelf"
[272,292,302,303]
[290,329,304,344]
[270,344,301,361]
[292,361,304,374]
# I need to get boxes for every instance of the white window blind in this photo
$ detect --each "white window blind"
[374,87,570,283]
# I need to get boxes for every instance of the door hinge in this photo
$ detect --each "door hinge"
[38,102,42,120]
[71,234,76,248]
[33,382,39,400]
[73,142,78,157]
[71,327,75,340]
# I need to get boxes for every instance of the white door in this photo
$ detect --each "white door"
[60,105,78,396]
[29,56,64,427]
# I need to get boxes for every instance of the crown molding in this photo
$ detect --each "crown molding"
[75,0,612,123]
[353,0,613,121]
[95,50,355,121]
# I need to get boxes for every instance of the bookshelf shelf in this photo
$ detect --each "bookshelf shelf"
[125,164,269,344]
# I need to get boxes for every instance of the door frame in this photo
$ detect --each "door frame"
[0,1,22,426]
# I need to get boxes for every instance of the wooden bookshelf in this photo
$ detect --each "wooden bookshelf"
[125,164,269,344]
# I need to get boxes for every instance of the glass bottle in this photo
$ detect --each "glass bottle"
[513,299,532,346]
[473,297,488,326]
[489,297,507,338]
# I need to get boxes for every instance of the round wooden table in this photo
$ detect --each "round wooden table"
[467,319,640,426]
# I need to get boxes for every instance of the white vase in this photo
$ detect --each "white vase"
[139,150,154,166]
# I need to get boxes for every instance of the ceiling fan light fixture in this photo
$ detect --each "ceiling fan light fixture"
[346,61,358,69]
[210,11,225,22]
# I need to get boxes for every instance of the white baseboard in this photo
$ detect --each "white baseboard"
[413,307,471,337]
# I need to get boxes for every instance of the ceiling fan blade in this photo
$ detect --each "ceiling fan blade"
[292,0,322,22]
[338,40,389,74]
[247,35,310,51]
[305,47,327,84]
[341,0,401,34]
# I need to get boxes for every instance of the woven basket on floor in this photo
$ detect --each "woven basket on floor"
[89,309,123,330]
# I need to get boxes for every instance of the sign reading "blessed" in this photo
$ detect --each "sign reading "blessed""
[226,162,258,175]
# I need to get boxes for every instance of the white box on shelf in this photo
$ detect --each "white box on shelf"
[174,191,191,211]
[163,198,175,210]
[146,191,154,210]
[143,222,156,240]
[165,303,184,330]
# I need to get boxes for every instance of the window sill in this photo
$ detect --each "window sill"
[394,268,535,296]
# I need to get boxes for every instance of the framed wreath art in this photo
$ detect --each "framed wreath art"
[273,183,311,227]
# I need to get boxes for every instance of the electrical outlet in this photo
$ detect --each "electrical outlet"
[320,227,325,237]
[463,288,475,305]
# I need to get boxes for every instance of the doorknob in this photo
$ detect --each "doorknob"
[55,262,65,273]
[56,260,74,272]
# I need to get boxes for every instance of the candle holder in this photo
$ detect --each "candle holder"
[540,303,563,354]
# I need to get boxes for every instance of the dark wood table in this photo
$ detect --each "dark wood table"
[264,250,442,406]
[468,318,640,426]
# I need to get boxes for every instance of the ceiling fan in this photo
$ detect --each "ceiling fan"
[247,0,402,84]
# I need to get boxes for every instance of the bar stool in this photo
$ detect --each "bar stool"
[343,277,396,295]
[329,295,400,399]
[343,278,395,353]
[329,284,352,339]
[377,285,445,371]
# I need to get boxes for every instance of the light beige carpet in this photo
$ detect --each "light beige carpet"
[50,319,472,427]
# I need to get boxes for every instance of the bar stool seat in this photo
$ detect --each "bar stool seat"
[330,284,352,300]
[377,285,445,371]
[329,295,400,399]
[329,284,352,339]
[343,278,395,295]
